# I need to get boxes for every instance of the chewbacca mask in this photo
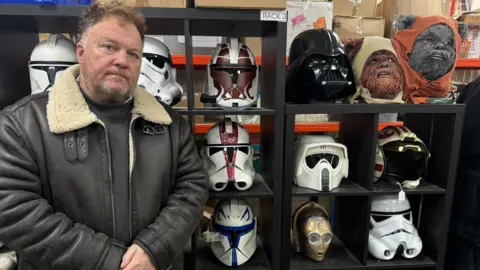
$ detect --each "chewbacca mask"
[344,37,405,104]
[392,15,466,104]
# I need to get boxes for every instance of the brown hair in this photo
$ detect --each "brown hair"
[78,1,147,41]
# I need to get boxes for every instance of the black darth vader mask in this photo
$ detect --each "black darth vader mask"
[286,29,356,104]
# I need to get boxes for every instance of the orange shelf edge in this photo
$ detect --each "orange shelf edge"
[172,55,480,68]
[194,122,403,134]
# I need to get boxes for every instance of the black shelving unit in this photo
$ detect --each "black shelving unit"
[282,104,465,270]
[0,4,286,270]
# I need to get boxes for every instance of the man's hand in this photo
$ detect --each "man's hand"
[120,244,155,270]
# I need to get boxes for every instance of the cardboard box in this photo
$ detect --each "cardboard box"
[333,0,378,17]
[457,11,480,24]
[95,0,186,8]
[194,0,285,9]
[241,37,262,57]
[378,0,452,37]
[333,16,385,39]
[287,1,333,55]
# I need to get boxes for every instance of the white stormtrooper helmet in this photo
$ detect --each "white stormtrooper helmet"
[369,195,423,260]
[201,38,259,110]
[293,135,349,192]
[210,199,257,267]
[29,34,77,95]
[373,126,430,189]
[138,36,183,106]
[202,118,255,192]
[0,251,16,270]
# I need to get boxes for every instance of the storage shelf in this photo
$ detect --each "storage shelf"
[372,180,445,195]
[196,237,271,270]
[176,107,275,116]
[366,253,436,269]
[193,122,403,134]
[286,104,465,115]
[290,236,363,270]
[209,174,273,199]
[292,178,370,197]
[456,58,480,68]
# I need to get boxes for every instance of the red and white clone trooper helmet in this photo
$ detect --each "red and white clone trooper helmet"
[202,118,256,191]
[201,39,259,110]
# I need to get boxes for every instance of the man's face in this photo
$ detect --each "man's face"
[408,23,456,81]
[361,50,404,100]
[77,16,142,103]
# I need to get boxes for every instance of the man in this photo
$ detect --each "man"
[0,2,209,270]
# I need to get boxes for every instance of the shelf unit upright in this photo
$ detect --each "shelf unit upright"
[282,104,465,270]
[0,4,287,270]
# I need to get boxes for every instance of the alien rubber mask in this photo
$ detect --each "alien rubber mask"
[361,50,404,100]
[292,202,333,262]
[408,24,456,81]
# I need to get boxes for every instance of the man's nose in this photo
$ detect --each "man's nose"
[113,51,129,68]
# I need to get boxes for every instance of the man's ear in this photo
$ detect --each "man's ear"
[343,38,364,62]
[458,22,468,41]
[394,15,417,31]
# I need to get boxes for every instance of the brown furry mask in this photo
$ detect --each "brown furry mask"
[344,37,404,102]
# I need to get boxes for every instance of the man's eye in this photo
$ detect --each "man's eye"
[128,52,139,59]
[103,44,114,50]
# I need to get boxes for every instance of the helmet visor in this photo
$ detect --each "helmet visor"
[382,141,428,181]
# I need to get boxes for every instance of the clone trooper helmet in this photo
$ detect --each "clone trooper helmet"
[201,39,259,110]
[294,135,349,192]
[202,118,255,192]
[374,126,430,189]
[292,202,333,262]
[29,34,77,95]
[138,36,183,106]
[210,199,257,267]
[369,195,422,260]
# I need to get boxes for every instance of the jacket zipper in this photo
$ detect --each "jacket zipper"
[97,120,117,239]
[128,115,140,242]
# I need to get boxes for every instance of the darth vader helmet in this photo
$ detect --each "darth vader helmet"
[138,36,184,106]
[286,29,356,104]
[201,38,259,110]
[292,202,333,262]
[29,34,77,95]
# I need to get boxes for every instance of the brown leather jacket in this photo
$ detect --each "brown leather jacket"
[0,65,209,270]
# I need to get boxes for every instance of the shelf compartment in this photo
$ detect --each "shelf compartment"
[285,104,465,115]
[366,253,436,269]
[371,180,445,195]
[209,174,273,199]
[290,235,363,270]
[292,178,370,197]
[193,122,403,134]
[195,237,271,270]
[177,107,275,116]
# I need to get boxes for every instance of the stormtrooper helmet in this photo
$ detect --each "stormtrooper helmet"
[373,126,430,189]
[369,195,422,260]
[210,199,257,267]
[138,36,183,106]
[292,202,333,262]
[29,34,77,95]
[201,38,259,110]
[202,118,256,192]
[293,135,349,192]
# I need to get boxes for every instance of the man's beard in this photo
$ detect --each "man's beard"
[83,74,133,103]
[361,67,404,100]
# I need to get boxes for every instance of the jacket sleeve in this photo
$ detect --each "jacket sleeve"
[0,111,126,270]
[133,117,210,270]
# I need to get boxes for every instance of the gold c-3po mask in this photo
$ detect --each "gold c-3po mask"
[292,202,333,262]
